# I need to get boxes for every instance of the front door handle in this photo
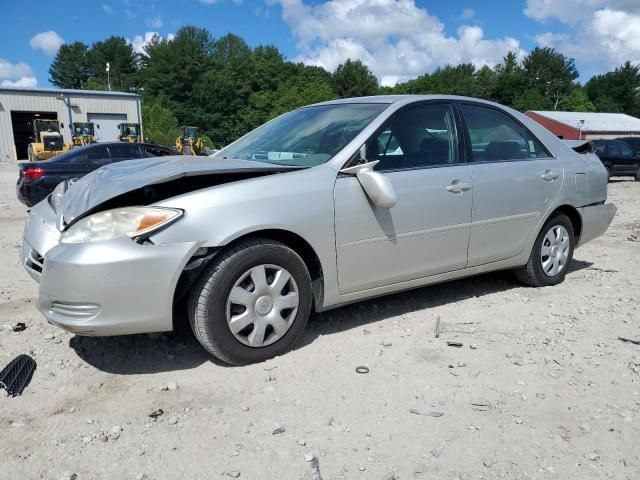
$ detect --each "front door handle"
[541,170,559,181]
[446,181,472,194]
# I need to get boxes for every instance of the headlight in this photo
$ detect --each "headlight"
[60,206,183,244]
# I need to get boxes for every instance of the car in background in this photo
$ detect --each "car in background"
[592,139,640,181]
[21,95,616,365]
[17,142,178,206]
[616,137,640,156]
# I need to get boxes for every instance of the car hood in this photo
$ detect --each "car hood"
[59,155,301,224]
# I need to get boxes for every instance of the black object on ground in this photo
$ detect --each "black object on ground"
[355,366,370,374]
[12,323,27,332]
[447,341,463,348]
[148,409,164,419]
[618,337,640,346]
[0,354,37,396]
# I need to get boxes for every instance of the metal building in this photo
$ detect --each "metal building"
[0,86,142,161]
[526,110,640,140]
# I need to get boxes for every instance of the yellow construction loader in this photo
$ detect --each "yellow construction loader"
[71,122,96,146]
[27,119,69,161]
[176,126,206,156]
[117,123,143,143]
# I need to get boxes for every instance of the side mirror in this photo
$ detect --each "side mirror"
[341,145,397,209]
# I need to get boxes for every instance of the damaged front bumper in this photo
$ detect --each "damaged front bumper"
[21,200,200,336]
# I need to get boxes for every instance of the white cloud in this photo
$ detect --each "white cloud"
[129,32,174,54]
[0,59,37,87]
[102,4,113,13]
[528,2,640,70]
[148,16,163,28]
[29,31,65,56]
[269,0,524,86]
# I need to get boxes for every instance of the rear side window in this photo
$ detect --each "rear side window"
[461,104,550,161]
[608,142,621,156]
[109,144,142,161]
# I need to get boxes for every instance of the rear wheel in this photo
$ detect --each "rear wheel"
[188,239,312,365]
[514,213,575,287]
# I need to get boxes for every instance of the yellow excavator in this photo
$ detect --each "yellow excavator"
[27,119,69,161]
[176,126,206,156]
[117,123,143,143]
[71,122,96,146]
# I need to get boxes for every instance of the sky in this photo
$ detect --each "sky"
[1,0,640,89]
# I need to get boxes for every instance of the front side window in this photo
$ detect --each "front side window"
[368,103,458,171]
[618,142,633,157]
[217,103,388,167]
[461,104,550,161]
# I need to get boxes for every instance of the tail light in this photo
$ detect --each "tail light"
[21,167,45,181]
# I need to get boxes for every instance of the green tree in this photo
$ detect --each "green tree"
[493,52,525,107]
[142,27,213,124]
[585,62,640,116]
[49,42,90,88]
[557,89,596,112]
[87,36,139,92]
[332,60,378,98]
[513,88,553,112]
[522,47,579,110]
[141,100,181,146]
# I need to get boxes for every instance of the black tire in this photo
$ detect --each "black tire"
[188,238,313,365]
[514,213,575,287]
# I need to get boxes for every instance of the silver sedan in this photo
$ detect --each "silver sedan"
[21,95,616,364]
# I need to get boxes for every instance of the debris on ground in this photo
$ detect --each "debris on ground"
[12,322,26,332]
[355,366,370,374]
[0,354,36,396]
[618,336,640,346]
[447,341,463,348]
[309,456,322,480]
[409,408,444,417]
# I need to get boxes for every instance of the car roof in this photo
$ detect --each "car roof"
[308,94,503,108]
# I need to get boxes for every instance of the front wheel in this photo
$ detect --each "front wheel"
[514,214,575,287]
[188,239,313,365]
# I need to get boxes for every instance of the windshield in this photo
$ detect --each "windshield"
[74,124,94,135]
[122,124,139,136]
[217,103,387,167]
[182,127,199,138]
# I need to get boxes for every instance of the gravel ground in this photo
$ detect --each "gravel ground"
[1,161,639,480]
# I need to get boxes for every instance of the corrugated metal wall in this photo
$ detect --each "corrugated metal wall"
[0,90,140,161]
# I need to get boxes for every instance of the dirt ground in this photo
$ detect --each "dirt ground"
[1,161,639,480]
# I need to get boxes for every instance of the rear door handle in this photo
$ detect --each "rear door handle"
[446,181,471,194]
[541,170,559,181]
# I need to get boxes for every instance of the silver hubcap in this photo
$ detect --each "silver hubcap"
[541,225,570,277]
[226,264,299,347]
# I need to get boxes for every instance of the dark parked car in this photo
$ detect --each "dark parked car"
[17,142,178,206]
[617,136,640,156]
[592,139,640,181]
